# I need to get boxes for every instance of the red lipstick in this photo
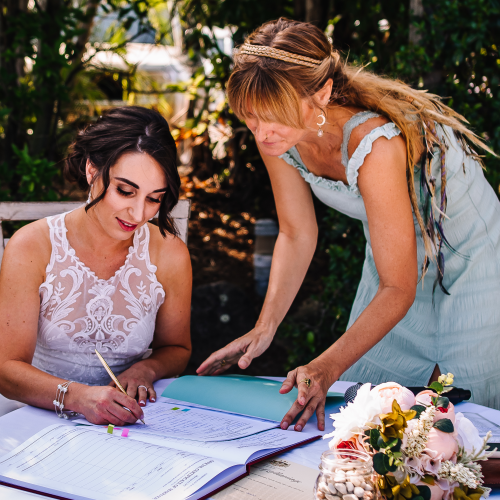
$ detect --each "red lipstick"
[116,218,138,232]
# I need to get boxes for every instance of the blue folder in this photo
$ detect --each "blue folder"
[161,374,344,422]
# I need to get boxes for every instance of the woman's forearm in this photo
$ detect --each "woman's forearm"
[0,360,86,411]
[317,284,415,382]
[257,229,318,333]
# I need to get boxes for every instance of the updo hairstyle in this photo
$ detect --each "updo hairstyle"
[65,106,180,237]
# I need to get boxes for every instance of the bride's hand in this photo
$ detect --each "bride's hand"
[108,363,157,407]
[197,325,275,376]
[278,358,336,432]
[71,384,145,425]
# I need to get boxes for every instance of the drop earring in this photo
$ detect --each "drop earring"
[86,184,93,205]
[317,111,326,137]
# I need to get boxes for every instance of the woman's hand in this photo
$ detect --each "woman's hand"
[109,362,157,407]
[197,325,275,376]
[72,384,145,426]
[278,357,336,432]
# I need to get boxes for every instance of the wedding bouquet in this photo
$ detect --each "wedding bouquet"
[325,374,493,500]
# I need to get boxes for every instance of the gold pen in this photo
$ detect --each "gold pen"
[95,348,146,425]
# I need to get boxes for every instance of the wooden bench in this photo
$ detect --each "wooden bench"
[0,200,191,265]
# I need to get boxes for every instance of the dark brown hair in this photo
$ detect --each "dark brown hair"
[65,106,180,237]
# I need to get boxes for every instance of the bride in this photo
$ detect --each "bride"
[0,106,192,424]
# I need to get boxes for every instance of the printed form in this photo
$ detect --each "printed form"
[94,427,320,464]
[0,425,233,500]
[75,402,278,441]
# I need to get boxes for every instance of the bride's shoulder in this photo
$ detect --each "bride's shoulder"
[147,222,191,280]
[1,219,51,275]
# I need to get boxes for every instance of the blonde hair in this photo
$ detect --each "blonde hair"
[228,18,494,285]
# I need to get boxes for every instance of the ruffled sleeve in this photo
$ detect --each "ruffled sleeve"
[346,122,402,188]
[280,146,362,196]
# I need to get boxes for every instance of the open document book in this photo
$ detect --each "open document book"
[0,403,320,500]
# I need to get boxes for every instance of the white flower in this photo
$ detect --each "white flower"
[438,461,480,489]
[402,405,435,458]
[454,413,485,454]
[324,383,383,447]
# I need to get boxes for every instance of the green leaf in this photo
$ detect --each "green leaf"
[421,475,435,485]
[380,438,399,450]
[433,418,454,433]
[418,485,431,500]
[391,438,402,453]
[427,381,444,393]
[373,452,388,475]
[370,429,381,451]
[383,453,397,472]
[410,405,426,419]
[378,436,389,449]
[441,386,454,394]
[436,397,449,408]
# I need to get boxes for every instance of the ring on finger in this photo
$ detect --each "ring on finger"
[138,385,148,391]
[220,359,227,367]
[298,378,311,388]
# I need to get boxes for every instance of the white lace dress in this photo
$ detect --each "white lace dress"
[33,212,165,386]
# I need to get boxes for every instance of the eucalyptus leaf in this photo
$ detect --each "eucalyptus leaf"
[373,452,387,475]
[410,405,426,419]
[436,397,450,408]
[433,418,454,433]
[418,485,431,500]
[370,429,381,451]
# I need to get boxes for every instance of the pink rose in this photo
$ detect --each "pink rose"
[426,428,458,461]
[434,402,456,424]
[373,382,416,413]
[416,480,444,500]
[415,390,438,406]
[415,391,456,424]
[330,435,367,453]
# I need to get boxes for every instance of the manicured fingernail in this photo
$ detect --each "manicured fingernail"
[140,400,145,406]
[299,398,305,405]
[281,422,289,430]
[295,425,302,432]
[151,397,155,402]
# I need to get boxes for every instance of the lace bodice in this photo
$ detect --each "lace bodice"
[33,212,165,386]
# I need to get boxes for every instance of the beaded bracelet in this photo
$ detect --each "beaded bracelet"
[53,381,79,419]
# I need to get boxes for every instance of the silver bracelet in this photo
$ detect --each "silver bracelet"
[53,381,79,419]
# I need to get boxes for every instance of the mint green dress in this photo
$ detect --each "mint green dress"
[279,111,500,409]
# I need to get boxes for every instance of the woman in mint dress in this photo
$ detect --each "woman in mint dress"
[197,18,500,429]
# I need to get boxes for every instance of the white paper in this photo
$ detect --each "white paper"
[211,458,319,500]
[0,425,233,500]
[160,397,278,423]
[91,427,320,465]
[75,402,278,442]
[462,412,500,441]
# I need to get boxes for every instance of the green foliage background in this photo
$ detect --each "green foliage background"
[1,0,499,371]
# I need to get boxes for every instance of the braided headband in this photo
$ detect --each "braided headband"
[240,43,323,68]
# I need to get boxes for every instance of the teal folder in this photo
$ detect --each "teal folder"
[161,375,344,422]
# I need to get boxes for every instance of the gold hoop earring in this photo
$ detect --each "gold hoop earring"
[317,111,326,137]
